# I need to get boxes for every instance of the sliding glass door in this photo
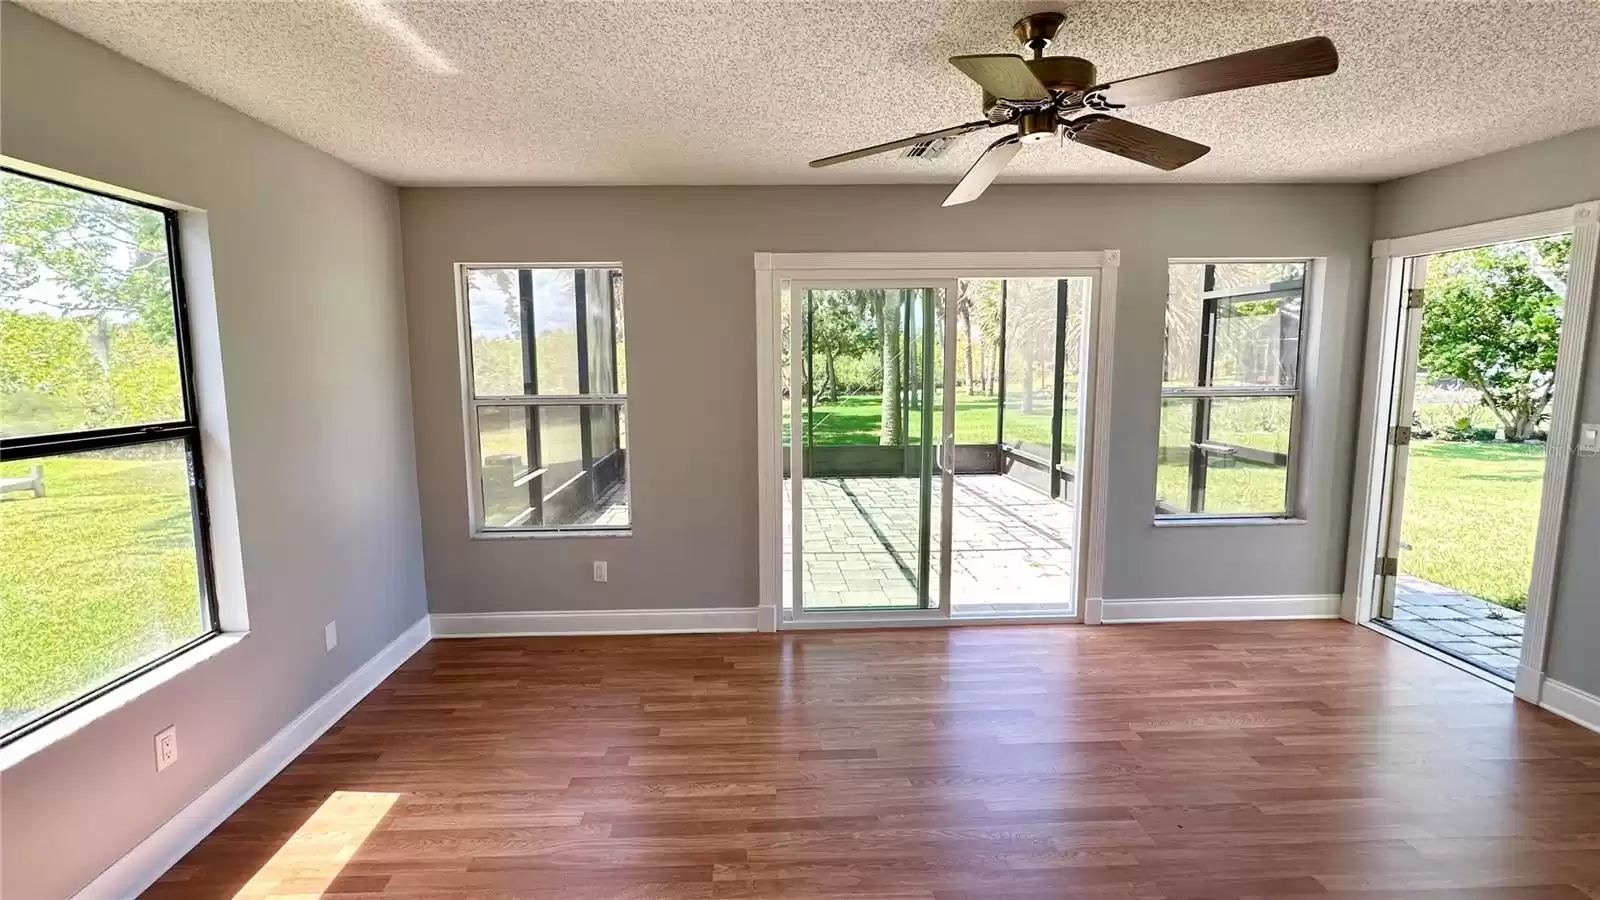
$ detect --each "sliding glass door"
[776,268,1097,626]
[785,281,956,620]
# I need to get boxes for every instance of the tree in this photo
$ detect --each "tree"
[1005,279,1056,414]
[806,290,875,402]
[976,286,1000,394]
[877,290,903,445]
[957,280,1001,395]
[1,173,184,432]
[1,174,175,335]
[1419,236,1568,442]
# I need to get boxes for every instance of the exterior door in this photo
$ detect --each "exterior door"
[1374,256,1429,620]
[785,280,957,622]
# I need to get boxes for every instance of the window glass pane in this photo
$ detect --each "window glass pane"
[586,270,620,394]
[1211,293,1302,388]
[465,269,526,397]
[465,266,624,398]
[533,271,581,393]
[1155,396,1292,515]
[476,404,629,530]
[1,171,185,437]
[0,439,207,736]
[1057,278,1089,474]
[612,276,627,393]
[1002,278,1058,459]
[1164,261,1305,389]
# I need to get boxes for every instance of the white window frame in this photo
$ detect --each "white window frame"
[454,262,632,539]
[1155,258,1318,523]
[1346,201,1599,701]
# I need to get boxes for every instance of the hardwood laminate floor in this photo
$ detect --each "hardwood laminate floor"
[144,622,1600,899]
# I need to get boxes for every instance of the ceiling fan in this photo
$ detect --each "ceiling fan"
[809,12,1339,206]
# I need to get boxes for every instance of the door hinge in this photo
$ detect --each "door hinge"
[1376,556,1399,577]
[1405,288,1426,309]
[1389,425,1411,446]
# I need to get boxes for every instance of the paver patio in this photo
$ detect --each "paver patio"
[1380,574,1524,680]
[783,474,1075,614]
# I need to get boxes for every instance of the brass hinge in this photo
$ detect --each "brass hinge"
[1389,425,1411,446]
[1406,288,1426,309]
[1376,556,1399,577]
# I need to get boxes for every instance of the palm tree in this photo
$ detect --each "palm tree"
[877,289,902,445]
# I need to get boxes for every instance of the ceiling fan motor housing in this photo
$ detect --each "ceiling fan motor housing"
[1017,111,1057,143]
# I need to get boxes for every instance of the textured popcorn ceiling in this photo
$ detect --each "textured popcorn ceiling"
[21,0,1600,185]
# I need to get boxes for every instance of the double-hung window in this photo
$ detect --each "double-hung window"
[460,265,629,535]
[0,168,218,744]
[1156,260,1309,519]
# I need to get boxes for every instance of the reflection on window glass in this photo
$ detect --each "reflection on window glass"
[0,441,206,736]
[1,170,185,438]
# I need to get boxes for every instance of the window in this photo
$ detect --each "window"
[460,265,629,534]
[1156,260,1308,518]
[0,168,217,744]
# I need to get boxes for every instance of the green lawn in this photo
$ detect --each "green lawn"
[0,450,205,732]
[786,392,1079,460]
[1399,440,1546,609]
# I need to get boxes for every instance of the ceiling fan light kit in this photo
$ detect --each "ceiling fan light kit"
[810,11,1340,207]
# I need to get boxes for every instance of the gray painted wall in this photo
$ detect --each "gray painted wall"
[400,183,1374,614]
[0,7,428,899]
[1374,127,1600,698]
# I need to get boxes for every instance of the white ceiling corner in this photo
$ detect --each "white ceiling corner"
[19,0,1600,186]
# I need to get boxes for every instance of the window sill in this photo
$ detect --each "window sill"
[0,632,248,772]
[471,528,633,541]
[1153,516,1307,528]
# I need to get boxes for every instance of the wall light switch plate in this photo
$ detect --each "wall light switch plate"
[325,621,338,652]
[1579,423,1600,457]
[593,561,608,583]
[155,725,178,772]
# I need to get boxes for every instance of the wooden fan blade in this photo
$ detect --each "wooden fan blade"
[810,120,996,168]
[1091,36,1338,108]
[949,54,1051,101]
[1069,115,1209,171]
[943,135,1022,207]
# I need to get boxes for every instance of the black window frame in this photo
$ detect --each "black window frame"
[1156,259,1310,520]
[0,166,221,747]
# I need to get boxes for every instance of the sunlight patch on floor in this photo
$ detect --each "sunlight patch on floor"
[231,790,400,899]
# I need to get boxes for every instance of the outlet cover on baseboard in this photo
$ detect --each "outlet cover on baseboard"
[155,725,177,772]
[325,621,338,652]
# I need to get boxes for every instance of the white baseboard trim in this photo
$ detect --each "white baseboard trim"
[758,605,780,633]
[1515,663,1545,703]
[1099,594,1342,624]
[430,607,760,637]
[73,616,432,900]
[1539,678,1600,734]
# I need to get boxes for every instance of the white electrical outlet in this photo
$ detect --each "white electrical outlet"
[1579,422,1600,457]
[325,620,338,652]
[155,725,178,772]
[593,561,608,583]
